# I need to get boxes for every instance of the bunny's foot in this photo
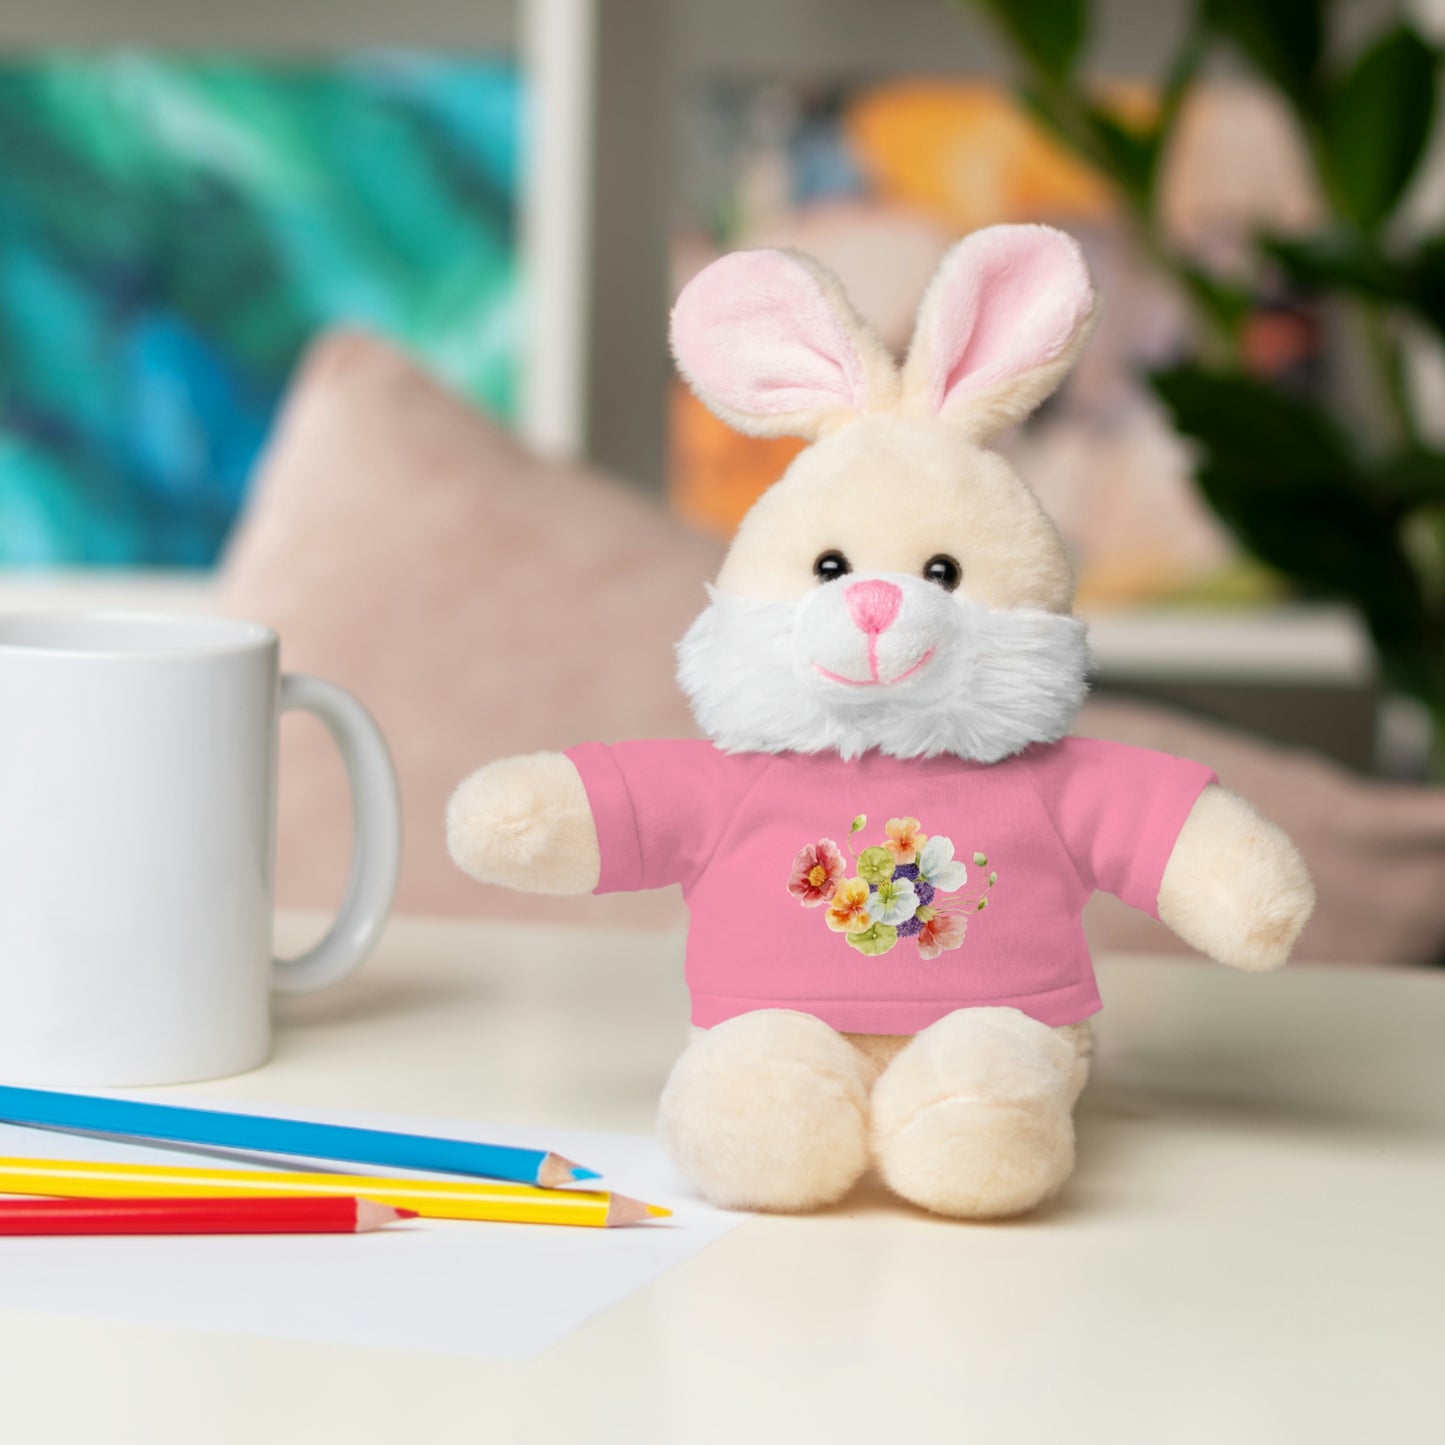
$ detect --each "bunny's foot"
[871,1007,1081,1219]
[658,1010,874,1212]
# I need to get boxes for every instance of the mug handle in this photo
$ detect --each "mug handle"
[272,674,402,995]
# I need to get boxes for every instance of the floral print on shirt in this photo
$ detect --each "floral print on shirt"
[785,814,997,959]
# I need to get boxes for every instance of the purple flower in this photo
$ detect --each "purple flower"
[889,862,935,935]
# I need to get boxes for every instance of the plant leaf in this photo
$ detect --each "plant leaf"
[1268,230,1445,342]
[856,847,895,887]
[1202,0,1323,109]
[1374,449,1445,510]
[968,0,1086,80]
[1265,233,1401,301]
[1408,235,1445,337]
[1320,25,1438,232]
[846,922,898,957]
[1080,101,1156,203]
[1149,364,1438,700]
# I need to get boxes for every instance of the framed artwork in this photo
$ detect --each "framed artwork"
[0,52,522,567]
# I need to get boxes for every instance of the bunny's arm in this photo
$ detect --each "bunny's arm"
[447,752,600,895]
[1156,784,1315,970]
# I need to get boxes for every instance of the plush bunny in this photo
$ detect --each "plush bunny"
[447,225,1315,1219]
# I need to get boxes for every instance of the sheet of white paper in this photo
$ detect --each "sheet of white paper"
[0,1099,749,1359]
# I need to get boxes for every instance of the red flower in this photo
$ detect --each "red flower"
[916,910,966,960]
[788,838,847,907]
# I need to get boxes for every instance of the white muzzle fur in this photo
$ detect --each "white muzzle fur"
[678,573,1091,762]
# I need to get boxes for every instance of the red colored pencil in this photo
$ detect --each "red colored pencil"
[0,1195,416,1236]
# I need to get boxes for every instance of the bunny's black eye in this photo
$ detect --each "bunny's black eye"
[923,554,962,591]
[813,550,852,583]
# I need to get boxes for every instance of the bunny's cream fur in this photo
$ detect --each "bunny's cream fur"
[447,225,1314,1220]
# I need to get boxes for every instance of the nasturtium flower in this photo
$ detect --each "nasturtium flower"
[917,911,967,960]
[826,878,873,933]
[856,846,896,887]
[846,921,898,956]
[788,838,847,907]
[884,817,926,865]
[866,874,919,927]
[917,836,968,893]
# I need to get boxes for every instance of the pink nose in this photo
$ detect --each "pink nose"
[845,579,902,635]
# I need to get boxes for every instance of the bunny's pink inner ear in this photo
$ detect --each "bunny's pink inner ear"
[908,226,1097,434]
[670,250,890,439]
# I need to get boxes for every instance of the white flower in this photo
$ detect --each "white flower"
[866,875,919,926]
[918,836,968,893]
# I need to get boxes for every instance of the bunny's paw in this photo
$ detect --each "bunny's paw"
[446,752,600,895]
[659,1011,873,1212]
[871,1008,1079,1219]
[1158,785,1315,972]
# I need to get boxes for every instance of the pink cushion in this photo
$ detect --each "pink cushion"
[219,330,719,926]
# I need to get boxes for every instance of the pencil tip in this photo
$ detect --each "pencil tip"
[356,1199,418,1231]
[538,1153,601,1188]
[606,1193,672,1227]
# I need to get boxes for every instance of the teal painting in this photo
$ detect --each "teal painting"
[0,53,522,567]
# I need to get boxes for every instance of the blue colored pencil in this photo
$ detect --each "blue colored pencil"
[0,1085,601,1188]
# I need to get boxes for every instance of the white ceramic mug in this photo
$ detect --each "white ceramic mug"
[0,611,402,1086]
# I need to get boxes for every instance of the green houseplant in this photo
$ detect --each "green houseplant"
[966,0,1445,770]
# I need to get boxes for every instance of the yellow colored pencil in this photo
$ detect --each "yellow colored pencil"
[0,1158,670,1228]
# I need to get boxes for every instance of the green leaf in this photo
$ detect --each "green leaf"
[1374,449,1445,510]
[1202,0,1323,108]
[1150,363,1358,489]
[1265,233,1401,302]
[850,815,866,834]
[1083,102,1157,202]
[969,0,1085,80]
[1015,82,1162,208]
[1149,364,1437,699]
[1159,29,1205,140]
[1408,235,1445,336]
[846,922,898,957]
[1267,230,1445,341]
[856,847,895,887]
[1321,26,1438,231]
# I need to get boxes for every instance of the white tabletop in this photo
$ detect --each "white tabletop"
[2,914,1441,1445]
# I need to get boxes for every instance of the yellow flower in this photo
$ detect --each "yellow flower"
[883,816,926,865]
[826,878,872,932]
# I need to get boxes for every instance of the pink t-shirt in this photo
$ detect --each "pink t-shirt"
[566,738,1215,1034]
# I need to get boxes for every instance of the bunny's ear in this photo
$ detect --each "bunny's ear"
[670,249,898,440]
[901,225,1098,443]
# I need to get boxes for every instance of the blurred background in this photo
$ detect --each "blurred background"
[4,0,1445,965]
